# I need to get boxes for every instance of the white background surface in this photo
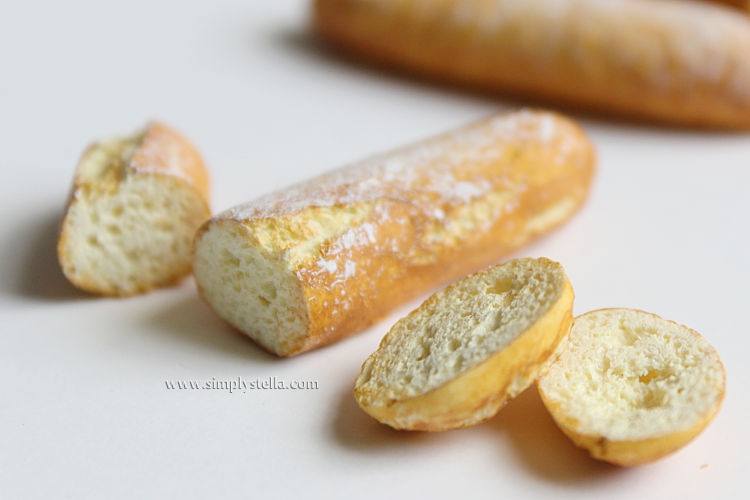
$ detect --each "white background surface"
[1,1,749,498]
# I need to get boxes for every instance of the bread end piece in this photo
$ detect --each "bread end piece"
[58,121,211,296]
[537,308,726,466]
[354,257,574,431]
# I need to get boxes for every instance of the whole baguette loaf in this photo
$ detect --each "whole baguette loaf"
[58,121,211,296]
[355,257,574,431]
[193,110,595,356]
[537,308,726,466]
[314,0,750,130]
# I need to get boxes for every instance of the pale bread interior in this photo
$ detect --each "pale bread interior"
[356,258,567,405]
[538,309,725,442]
[192,203,375,355]
[59,135,208,295]
[192,220,311,355]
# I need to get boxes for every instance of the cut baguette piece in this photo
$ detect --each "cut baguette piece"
[193,110,595,357]
[354,257,574,431]
[537,308,726,466]
[58,121,211,296]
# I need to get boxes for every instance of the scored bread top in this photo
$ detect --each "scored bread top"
[538,308,725,444]
[217,109,593,279]
[127,121,210,194]
[73,121,209,196]
[354,257,574,430]
[223,109,585,221]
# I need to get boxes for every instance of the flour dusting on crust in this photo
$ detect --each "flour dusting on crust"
[222,110,568,222]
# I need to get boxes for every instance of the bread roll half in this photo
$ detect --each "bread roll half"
[314,0,750,129]
[58,122,211,296]
[537,308,726,466]
[355,257,574,431]
[193,110,595,356]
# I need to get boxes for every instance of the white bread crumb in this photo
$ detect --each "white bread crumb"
[354,257,574,431]
[538,308,726,466]
[58,122,210,296]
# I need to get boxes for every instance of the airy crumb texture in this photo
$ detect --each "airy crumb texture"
[537,308,726,466]
[354,257,574,431]
[58,122,210,296]
[192,219,311,356]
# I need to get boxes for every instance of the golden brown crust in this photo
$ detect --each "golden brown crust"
[130,121,211,199]
[58,121,211,296]
[541,409,721,467]
[194,110,595,356]
[314,0,750,130]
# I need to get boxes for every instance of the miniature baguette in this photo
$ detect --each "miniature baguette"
[193,110,595,356]
[314,0,750,130]
[537,308,726,466]
[58,121,211,296]
[355,257,574,431]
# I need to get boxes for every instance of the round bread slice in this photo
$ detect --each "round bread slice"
[537,308,726,466]
[354,257,574,431]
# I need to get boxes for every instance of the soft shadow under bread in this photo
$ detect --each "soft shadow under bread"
[331,377,627,481]
[145,291,279,364]
[331,382,436,451]
[13,209,88,301]
[490,387,625,484]
[273,27,516,110]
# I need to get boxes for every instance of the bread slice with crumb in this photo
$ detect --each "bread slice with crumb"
[354,257,574,431]
[537,308,726,466]
[58,121,211,296]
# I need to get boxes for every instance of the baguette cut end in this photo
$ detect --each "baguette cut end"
[193,220,311,356]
